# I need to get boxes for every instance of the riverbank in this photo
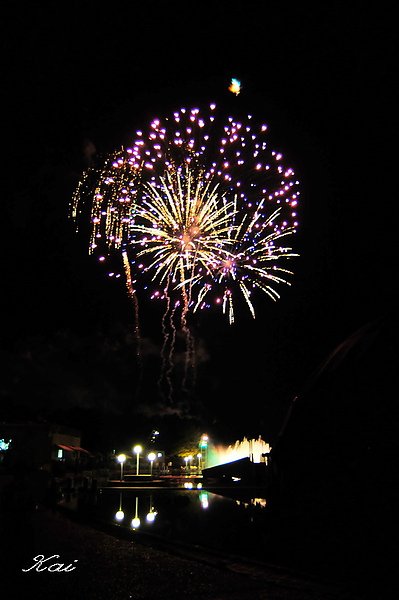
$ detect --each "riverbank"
[1,503,360,600]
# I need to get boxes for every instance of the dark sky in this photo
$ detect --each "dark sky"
[1,2,396,451]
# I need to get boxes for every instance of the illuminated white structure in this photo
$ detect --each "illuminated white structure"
[207,436,271,468]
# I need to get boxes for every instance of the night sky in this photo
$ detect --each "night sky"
[1,2,396,453]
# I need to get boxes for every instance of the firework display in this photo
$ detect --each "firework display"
[72,102,300,326]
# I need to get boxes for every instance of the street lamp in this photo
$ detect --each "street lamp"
[200,434,209,447]
[197,452,202,472]
[157,451,164,474]
[133,445,142,475]
[184,455,193,473]
[148,452,156,476]
[117,453,126,482]
[199,434,209,468]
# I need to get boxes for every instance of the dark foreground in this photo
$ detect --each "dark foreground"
[1,504,361,600]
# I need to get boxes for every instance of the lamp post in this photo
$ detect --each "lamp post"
[117,453,126,482]
[197,452,202,472]
[157,451,164,474]
[184,455,193,474]
[199,434,208,469]
[133,445,142,475]
[148,452,156,476]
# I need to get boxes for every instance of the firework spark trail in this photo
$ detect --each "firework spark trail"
[179,268,195,394]
[122,250,141,354]
[122,250,143,400]
[165,302,178,403]
[159,292,171,399]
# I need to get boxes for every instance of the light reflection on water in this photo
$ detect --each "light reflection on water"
[66,484,270,559]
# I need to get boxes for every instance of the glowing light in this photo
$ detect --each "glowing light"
[116,453,127,481]
[199,492,209,508]
[148,451,156,475]
[131,517,141,529]
[200,434,208,449]
[228,78,241,95]
[0,438,11,451]
[131,496,141,529]
[133,445,142,476]
[207,436,271,468]
[146,511,157,523]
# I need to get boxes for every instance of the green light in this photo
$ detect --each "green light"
[0,438,11,451]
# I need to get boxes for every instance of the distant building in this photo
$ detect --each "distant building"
[0,422,92,471]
